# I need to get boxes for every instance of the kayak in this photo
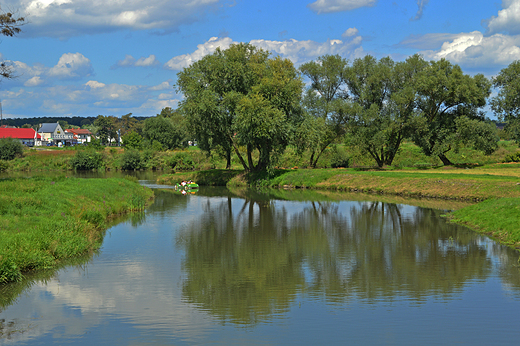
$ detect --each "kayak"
[174,183,199,190]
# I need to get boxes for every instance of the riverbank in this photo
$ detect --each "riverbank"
[0,176,154,284]
[158,165,520,248]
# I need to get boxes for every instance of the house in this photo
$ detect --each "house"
[38,123,74,146]
[0,128,41,146]
[65,128,93,145]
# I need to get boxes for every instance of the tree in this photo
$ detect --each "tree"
[412,58,496,165]
[0,7,25,80]
[0,137,23,160]
[491,60,520,144]
[298,54,350,167]
[121,130,143,150]
[94,115,117,146]
[345,55,426,167]
[142,115,185,150]
[177,43,303,171]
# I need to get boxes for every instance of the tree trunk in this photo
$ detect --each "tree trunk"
[438,153,453,166]
[225,150,231,169]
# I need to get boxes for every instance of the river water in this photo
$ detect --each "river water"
[1,180,520,345]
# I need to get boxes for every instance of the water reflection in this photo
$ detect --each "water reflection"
[0,187,519,344]
[178,192,511,324]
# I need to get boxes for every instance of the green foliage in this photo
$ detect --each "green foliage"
[168,152,195,171]
[491,60,520,143]
[0,159,9,171]
[94,115,117,145]
[70,150,104,170]
[329,145,350,168]
[298,55,350,167]
[0,137,24,160]
[503,152,520,162]
[88,138,104,149]
[177,43,304,172]
[121,130,143,149]
[143,115,186,150]
[120,150,143,170]
[413,59,493,165]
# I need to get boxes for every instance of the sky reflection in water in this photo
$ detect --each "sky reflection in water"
[1,187,520,345]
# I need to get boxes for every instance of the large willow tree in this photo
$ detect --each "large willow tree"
[176,43,303,171]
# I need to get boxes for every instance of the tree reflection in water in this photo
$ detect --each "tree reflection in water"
[177,193,500,325]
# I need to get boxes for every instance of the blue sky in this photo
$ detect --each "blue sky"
[0,0,519,119]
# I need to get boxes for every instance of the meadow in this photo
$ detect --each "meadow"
[0,176,153,284]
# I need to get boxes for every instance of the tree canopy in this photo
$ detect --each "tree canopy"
[491,60,520,144]
[176,43,304,171]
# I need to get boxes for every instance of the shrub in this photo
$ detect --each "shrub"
[120,150,143,170]
[70,150,104,170]
[503,152,520,163]
[0,160,9,172]
[330,145,350,168]
[168,152,195,171]
[0,137,24,161]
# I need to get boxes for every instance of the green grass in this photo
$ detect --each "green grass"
[450,198,520,247]
[0,176,154,284]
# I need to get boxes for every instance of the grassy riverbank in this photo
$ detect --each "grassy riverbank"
[0,176,154,284]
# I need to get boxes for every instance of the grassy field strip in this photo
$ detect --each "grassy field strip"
[0,176,154,284]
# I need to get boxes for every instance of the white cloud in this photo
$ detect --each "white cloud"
[86,80,106,89]
[485,0,520,35]
[149,81,171,91]
[112,55,160,69]
[47,53,93,79]
[419,31,520,67]
[164,35,365,71]
[342,27,359,38]
[250,36,364,65]
[135,55,160,67]
[17,0,222,38]
[24,76,44,87]
[164,37,233,70]
[307,0,376,14]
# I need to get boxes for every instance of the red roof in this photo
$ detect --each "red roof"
[65,128,92,135]
[0,128,41,139]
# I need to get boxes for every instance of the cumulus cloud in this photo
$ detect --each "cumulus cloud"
[47,53,93,79]
[164,34,365,71]
[17,0,221,38]
[419,31,520,67]
[149,81,172,91]
[307,0,376,14]
[410,0,429,21]
[112,55,160,69]
[342,27,359,38]
[164,37,233,70]
[250,36,364,65]
[485,0,520,35]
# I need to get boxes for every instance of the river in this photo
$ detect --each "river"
[1,179,520,345]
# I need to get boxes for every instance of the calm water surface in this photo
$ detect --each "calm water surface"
[1,183,520,345]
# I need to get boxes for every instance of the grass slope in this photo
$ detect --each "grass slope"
[0,176,154,284]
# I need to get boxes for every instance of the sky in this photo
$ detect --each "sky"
[0,0,519,119]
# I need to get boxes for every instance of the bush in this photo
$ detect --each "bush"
[120,150,143,170]
[168,152,195,171]
[503,152,520,163]
[70,150,104,170]
[0,137,24,161]
[330,145,350,168]
[0,160,9,172]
